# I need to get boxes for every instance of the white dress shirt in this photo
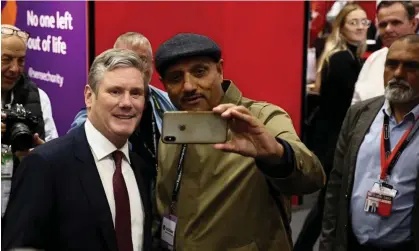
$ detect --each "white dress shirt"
[351,47,388,105]
[84,119,144,251]
[38,88,58,141]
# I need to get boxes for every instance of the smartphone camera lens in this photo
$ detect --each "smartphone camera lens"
[179,124,186,131]
[164,136,176,142]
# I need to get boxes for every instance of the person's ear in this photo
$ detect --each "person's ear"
[84,84,95,108]
[217,59,224,79]
[411,18,419,32]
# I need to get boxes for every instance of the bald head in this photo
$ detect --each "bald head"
[1,24,28,42]
[384,34,419,104]
[113,32,153,84]
[1,25,27,91]
[114,32,153,61]
[1,24,21,31]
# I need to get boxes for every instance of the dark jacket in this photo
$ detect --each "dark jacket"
[314,44,362,174]
[1,125,153,251]
[319,96,419,251]
[4,74,45,141]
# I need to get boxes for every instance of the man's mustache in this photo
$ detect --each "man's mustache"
[181,91,204,101]
[387,78,411,89]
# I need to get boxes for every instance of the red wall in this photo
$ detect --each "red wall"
[358,1,377,22]
[94,2,306,133]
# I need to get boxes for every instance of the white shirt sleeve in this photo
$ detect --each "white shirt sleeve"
[351,48,388,105]
[351,54,374,105]
[38,88,58,141]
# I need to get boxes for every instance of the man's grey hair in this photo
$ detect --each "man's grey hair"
[88,48,149,94]
[385,78,418,103]
[113,32,153,56]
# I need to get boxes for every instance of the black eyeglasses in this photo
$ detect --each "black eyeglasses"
[1,26,30,40]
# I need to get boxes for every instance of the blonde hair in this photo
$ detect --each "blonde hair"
[315,4,367,90]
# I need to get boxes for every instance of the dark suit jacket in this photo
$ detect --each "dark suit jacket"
[319,96,419,251]
[1,125,152,251]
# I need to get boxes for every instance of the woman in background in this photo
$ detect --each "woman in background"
[295,4,369,251]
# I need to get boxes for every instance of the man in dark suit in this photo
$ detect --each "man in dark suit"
[320,34,419,251]
[2,48,152,251]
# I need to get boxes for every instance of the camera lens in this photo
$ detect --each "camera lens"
[179,124,186,131]
[164,136,176,142]
[10,122,33,151]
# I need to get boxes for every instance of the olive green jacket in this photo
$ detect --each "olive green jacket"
[157,81,325,251]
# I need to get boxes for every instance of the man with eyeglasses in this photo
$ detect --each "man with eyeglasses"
[1,24,58,149]
[351,1,418,105]
[1,25,57,218]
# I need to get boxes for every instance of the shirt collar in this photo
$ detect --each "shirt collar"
[383,99,392,117]
[412,103,419,119]
[84,119,130,164]
[383,99,419,121]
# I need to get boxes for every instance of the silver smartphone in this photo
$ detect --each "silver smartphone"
[162,111,228,144]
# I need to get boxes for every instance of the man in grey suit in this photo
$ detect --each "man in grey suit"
[320,34,419,251]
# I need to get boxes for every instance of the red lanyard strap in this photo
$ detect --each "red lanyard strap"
[380,113,419,180]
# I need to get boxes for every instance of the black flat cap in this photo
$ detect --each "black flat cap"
[155,33,222,77]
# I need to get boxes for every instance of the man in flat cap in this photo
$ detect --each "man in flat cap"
[154,33,325,251]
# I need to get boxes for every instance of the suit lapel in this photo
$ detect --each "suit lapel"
[347,97,385,193]
[72,126,118,251]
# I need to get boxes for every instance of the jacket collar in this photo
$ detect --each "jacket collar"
[220,80,242,105]
[347,96,385,193]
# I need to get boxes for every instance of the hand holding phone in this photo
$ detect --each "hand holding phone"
[211,104,284,160]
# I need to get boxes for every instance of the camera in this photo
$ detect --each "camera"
[1,104,40,151]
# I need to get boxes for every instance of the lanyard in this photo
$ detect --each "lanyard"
[143,111,159,171]
[142,92,162,171]
[380,113,419,180]
[151,92,164,119]
[170,144,187,215]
